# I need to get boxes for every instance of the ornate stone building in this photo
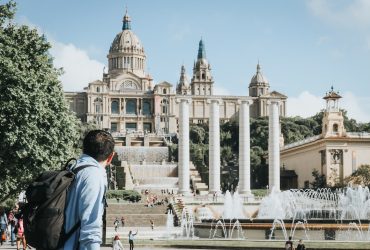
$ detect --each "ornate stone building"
[65,11,287,135]
[281,88,370,188]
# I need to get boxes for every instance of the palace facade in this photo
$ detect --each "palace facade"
[65,11,287,134]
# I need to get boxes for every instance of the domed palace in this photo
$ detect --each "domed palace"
[65,10,287,138]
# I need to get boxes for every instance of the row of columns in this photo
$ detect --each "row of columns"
[176,97,280,195]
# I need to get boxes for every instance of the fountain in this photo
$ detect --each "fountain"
[222,191,247,219]
[194,186,370,241]
[209,219,245,239]
[180,208,195,238]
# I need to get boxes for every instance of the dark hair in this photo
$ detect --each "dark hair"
[83,130,115,162]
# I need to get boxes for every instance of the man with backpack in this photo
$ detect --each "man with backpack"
[63,130,115,249]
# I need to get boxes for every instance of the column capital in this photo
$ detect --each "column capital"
[267,99,281,105]
[237,98,253,105]
[206,97,222,104]
[176,97,192,104]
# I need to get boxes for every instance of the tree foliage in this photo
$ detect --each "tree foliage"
[310,169,327,188]
[0,1,79,202]
[345,165,370,187]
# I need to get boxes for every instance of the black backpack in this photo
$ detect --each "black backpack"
[23,158,92,250]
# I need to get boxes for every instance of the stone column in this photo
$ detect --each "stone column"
[176,97,192,194]
[268,100,281,192]
[238,99,253,196]
[207,98,221,194]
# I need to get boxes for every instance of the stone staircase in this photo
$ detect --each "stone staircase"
[190,162,208,195]
[106,202,168,228]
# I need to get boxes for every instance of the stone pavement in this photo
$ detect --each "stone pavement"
[0,241,209,250]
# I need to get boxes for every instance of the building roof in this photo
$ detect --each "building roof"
[281,132,370,152]
[323,86,342,100]
[263,90,287,99]
[156,81,173,87]
[250,63,269,86]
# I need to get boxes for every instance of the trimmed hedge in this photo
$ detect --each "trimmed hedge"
[106,190,141,202]
[251,189,268,197]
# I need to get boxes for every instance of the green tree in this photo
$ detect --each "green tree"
[189,124,206,144]
[345,164,370,186]
[0,1,79,202]
[310,169,327,188]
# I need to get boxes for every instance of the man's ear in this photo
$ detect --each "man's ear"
[106,152,115,165]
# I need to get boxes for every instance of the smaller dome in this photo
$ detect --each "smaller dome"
[250,63,269,85]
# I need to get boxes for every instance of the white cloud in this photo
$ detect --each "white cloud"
[307,0,370,29]
[341,92,370,123]
[288,90,370,122]
[50,41,105,91]
[16,16,105,92]
[287,91,324,118]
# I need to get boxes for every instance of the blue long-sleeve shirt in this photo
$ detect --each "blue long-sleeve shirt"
[64,154,107,250]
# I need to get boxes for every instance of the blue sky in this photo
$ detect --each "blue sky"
[15,0,370,122]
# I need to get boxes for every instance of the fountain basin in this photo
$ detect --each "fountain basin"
[194,219,370,241]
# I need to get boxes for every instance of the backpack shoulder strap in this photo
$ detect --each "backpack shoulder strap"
[72,164,94,175]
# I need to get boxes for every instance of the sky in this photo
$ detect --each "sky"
[14,0,370,122]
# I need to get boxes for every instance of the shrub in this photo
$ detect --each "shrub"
[106,190,141,202]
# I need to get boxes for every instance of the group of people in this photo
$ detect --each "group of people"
[285,236,306,250]
[114,217,125,232]
[146,194,166,207]
[112,230,138,250]
[0,204,27,249]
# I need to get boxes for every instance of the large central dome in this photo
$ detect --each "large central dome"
[110,30,144,53]
[107,10,146,77]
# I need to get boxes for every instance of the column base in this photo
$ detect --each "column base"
[208,190,222,203]
[239,191,255,202]
[178,190,191,195]
[239,190,254,196]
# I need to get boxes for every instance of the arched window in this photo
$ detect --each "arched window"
[94,98,103,113]
[202,73,205,80]
[143,101,151,115]
[333,124,338,133]
[161,99,168,114]
[163,88,167,94]
[96,87,100,93]
[111,100,119,114]
[126,99,136,114]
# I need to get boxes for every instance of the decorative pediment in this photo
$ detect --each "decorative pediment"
[156,81,173,87]
[261,90,287,99]
[119,80,139,91]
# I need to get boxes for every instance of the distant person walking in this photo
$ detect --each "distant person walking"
[15,213,27,250]
[150,219,154,230]
[128,230,138,250]
[112,235,124,250]
[7,207,16,246]
[296,239,306,250]
[121,217,125,228]
[0,208,8,246]
[114,217,120,232]
[285,236,294,250]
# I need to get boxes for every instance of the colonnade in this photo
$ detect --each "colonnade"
[176,97,280,195]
